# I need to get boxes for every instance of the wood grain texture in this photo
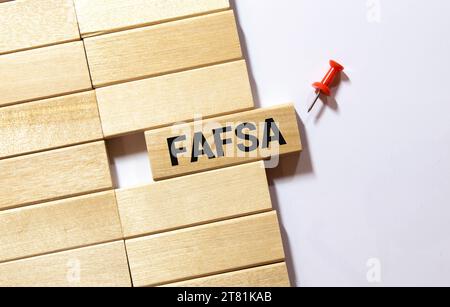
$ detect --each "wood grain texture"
[0,0,80,55]
[84,11,242,87]
[74,0,230,38]
[126,211,285,287]
[163,263,290,287]
[0,141,113,210]
[97,60,254,138]
[146,104,302,180]
[116,161,272,238]
[0,241,131,287]
[0,191,122,263]
[0,91,103,159]
[0,41,92,107]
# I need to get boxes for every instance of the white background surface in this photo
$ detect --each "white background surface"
[108,0,450,286]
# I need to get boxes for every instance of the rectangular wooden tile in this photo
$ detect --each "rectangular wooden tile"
[116,161,272,238]
[163,263,290,287]
[74,0,230,38]
[126,211,285,287]
[0,191,122,263]
[0,41,92,107]
[84,11,242,87]
[145,104,302,180]
[0,0,80,55]
[0,241,131,287]
[0,91,103,159]
[0,141,113,210]
[97,60,254,138]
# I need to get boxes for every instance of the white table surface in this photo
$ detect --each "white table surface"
[109,0,450,286]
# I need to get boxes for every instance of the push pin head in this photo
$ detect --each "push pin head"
[308,60,344,113]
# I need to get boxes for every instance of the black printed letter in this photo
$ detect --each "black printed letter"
[167,135,187,166]
[262,118,287,148]
[191,132,216,163]
[235,122,259,153]
[213,126,232,157]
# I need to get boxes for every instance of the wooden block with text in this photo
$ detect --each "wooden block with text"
[0,141,113,210]
[145,104,302,180]
[0,41,92,107]
[0,241,131,287]
[84,11,242,87]
[163,263,290,287]
[97,60,254,137]
[0,91,103,159]
[126,211,285,287]
[116,161,272,238]
[0,0,80,55]
[74,0,230,37]
[0,191,122,263]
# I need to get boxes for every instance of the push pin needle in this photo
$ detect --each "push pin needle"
[308,60,345,113]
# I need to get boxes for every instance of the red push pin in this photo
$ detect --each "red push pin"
[308,60,344,113]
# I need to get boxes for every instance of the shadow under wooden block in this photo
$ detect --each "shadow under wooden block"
[0,191,122,263]
[0,91,103,159]
[145,104,302,180]
[0,41,92,107]
[0,141,113,210]
[126,211,285,287]
[163,262,290,287]
[116,161,272,238]
[0,0,80,55]
[96,60,254,138]
[84,10,242,88]
[0,241,131,287]
[74,0,230,38]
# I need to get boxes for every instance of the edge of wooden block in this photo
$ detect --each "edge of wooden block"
[75,0,231,38]
[0,141,113,211]
[116,161,272,238]
[0,241,131,287]
[0,0,81,55]
[0,91,104,160]
[96,60,255,138]
[126,211,286,287]
[0,190,123,263]
[161,262,291,287]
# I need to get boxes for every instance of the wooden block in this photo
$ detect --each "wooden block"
[116,161,272,238]
[0,191,122,263]
[0,91,103,159]
[0,241,131,287]
[0,0,80,55]
[74,0,230,38]
[163,263,290,287]
[126,211,285,287]
[84,11,242,87]
[145,104,302,180]
[97,60,253,138]
[0,141,113,210]
[0,41,92,107]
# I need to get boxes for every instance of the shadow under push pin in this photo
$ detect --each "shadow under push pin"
[308,60,345,113]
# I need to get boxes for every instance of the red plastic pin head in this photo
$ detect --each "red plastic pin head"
[308,60,345,113]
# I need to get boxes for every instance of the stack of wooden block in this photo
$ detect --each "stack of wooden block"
[0,0,302,287]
